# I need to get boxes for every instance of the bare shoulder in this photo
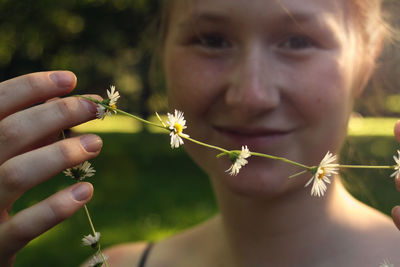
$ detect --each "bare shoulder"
[80,217,221,267]
[345,207,400,265]
[330,188,400,265]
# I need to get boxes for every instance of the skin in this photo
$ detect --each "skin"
[0,1,399,267]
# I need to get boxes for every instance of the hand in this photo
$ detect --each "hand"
[0,71,102,266]
[392,120,400,231]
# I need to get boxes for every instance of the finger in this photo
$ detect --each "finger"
[0,71,77,120]
[0,95,99,164]
[391,206,400,231]
[0,182,93,260]
[0,134,102,210]
[395,120,400,143]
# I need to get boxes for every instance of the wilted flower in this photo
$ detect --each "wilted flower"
[226,146,251,176]
[96,85,120,120]
[63,161,95,181]
[88,253,108,267]
[166,109,189,148]
[391,150,400,178]
[305,151,339,197]
[82,232,101,248]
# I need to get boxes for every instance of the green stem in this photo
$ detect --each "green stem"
[75,95,399,176]
[250,152,312,170]
[180,135,229,154]
[114,108,167,130]
[338,164,396,170]
[84,205,109,267]
[84,205,97,236]
[76,95,167,130]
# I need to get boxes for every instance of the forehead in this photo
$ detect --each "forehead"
[168,0,349,28]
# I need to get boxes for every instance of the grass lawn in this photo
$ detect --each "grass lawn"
[13,117,400,267]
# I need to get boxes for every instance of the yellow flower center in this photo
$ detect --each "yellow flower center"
[110,104,117,109]
[317,167,326,180]
[174,122,183,134]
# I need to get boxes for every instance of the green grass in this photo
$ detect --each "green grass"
[14,133,217,267]
[13,117,400,267]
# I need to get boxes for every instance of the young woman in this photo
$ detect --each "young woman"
[0,0,399,266]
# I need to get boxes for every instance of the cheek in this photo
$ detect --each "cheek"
[165,47,227,118]
[289,53,355,150]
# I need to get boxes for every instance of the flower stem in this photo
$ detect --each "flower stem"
[61,129,108,266]
[338,164,396,170]
[84,205,97,237]
[75,95,398,177]
[180,135,230,154]
[84,205,109,267]
[250,152,312,170]
[76,95,167,131]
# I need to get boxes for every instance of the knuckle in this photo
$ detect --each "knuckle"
[0,119,21,145]
[56,141,76,165]
[0,161,24,193]
[25,73,46,95]
[54,98,78,123]
[47,200,71,222]
[6,219,30,244]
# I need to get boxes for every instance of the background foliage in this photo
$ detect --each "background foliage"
[0,1,399,266]
[0,0,400,117]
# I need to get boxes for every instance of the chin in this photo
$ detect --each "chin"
[211,157,308,199]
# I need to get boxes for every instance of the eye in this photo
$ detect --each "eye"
[279,35,314,50]
[196,33,232,49]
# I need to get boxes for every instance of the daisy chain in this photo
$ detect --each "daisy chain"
[226,145,251,176]
[165,109,190,148]
[305,151,339,197]
[96,85,120,120]
[82,232,101,248]
[88,253,108,267]
[391,150,400,178]
[63,161,95,181]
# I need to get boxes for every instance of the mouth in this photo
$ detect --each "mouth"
[213,125,296,150]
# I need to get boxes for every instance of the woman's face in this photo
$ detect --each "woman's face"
[163,0,365,197]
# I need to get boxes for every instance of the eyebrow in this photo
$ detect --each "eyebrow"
[179,10,325,26]
[177,12,232,29]
[176,9,332,37]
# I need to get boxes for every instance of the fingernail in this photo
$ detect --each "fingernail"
[80,98,98,114]
[72,183,92,201]
[80,135,102,153]
[49,71,76,89]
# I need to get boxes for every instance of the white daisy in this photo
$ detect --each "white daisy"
[63,161,95,181]
[166,109,189,148]
[88,253,108,267]
[82,232,101,248]
[226,145,251,176]
[107,85,120,108]
[379,259,394,267]
[96,105,107,120]
[305,151,339,197]
[96,85,120,120]
[390,150,400,178]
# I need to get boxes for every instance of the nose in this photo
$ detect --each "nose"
[225,44,280,118]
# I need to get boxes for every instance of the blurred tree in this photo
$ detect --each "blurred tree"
[0,0,399,117]
[0,0,166,117]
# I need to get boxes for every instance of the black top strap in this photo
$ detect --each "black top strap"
[137,242,154,267]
